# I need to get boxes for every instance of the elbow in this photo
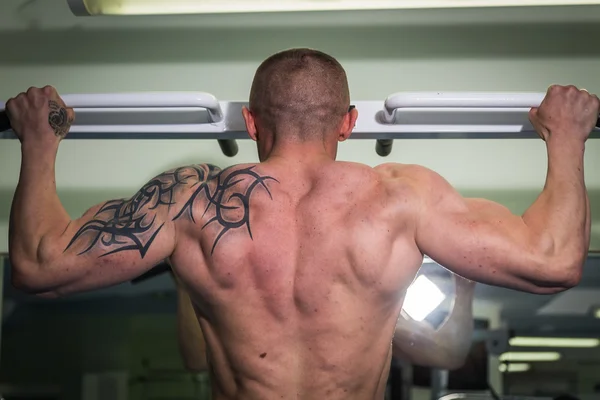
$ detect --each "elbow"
[10,256,39,293]
[550,246,586,289]
[9,257,59,297]
[527,249,585,295]
[558,260,584,289]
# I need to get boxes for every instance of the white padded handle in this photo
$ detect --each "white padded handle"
[383,92,545,123]
[0,92,223,122]
[383,91,600,129]
[0,92,224,134]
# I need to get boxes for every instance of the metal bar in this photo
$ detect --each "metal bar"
[384,92,600,127]
[431,369,449,400]
[1,95,598,140]
[3,129,599,140]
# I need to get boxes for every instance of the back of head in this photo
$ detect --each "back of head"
[249,48,350,140]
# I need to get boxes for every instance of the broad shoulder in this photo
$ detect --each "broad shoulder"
[374,163,444,189]
[374,163,461,207]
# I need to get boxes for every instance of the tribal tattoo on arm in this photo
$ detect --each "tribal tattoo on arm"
[65,165,278,258]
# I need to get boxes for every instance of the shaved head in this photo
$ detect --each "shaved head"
[249,48,351,140]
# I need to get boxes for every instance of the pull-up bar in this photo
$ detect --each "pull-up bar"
[1,92,598,158]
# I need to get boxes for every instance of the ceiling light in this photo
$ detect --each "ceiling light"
[402,275,446,322]
[595,308,600,319]
[499,352,561,362]
[499,363,531,373]
[509,337,600,348]
[68,0,600,16]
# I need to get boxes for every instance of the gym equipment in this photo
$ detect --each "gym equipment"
[2,91,598,157]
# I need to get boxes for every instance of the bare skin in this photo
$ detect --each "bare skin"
[174,273,476,373]
[6,83,599,400]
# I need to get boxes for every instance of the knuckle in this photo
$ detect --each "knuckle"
[43,85,55,95]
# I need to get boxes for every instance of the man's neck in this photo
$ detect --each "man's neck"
[265,140,335,164]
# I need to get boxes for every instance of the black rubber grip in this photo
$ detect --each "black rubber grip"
[0,111,10,132]
[376,139,394,157]
[218,139,239,157]
[597,116,600,128]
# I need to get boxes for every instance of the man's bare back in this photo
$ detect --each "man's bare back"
[5,48,599,400]
[165,160,423,399]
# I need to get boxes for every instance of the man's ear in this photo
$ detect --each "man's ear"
[339,107,358,142]
[242,107,258,141]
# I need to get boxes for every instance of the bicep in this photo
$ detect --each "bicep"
[413,169,551,292]
[35,196,175,296]
[33,165,210,295]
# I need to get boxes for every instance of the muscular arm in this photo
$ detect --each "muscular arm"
[9,160,218,297]
[408,86,598,294]
[393,275,475,370]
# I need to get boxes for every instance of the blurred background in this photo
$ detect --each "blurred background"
[0,0,600,399]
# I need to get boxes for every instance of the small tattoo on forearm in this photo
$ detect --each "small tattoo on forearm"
[48,100,72,138]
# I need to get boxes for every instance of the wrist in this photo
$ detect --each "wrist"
[21,137,60,158]
[546,136,585,155]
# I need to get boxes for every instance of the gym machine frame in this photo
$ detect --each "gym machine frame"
[1,92,599,158]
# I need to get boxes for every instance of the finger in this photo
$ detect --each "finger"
[66,107,76,125]
[27,86,46,103]
[43,85,57,96]
[5,96,22,117]
[593,95,600,111]
[528,107,538,120]
[5,98,14,114]
[43,85,67,108]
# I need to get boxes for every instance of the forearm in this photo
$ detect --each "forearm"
[522,139,588,281]
[9,143,70,269]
